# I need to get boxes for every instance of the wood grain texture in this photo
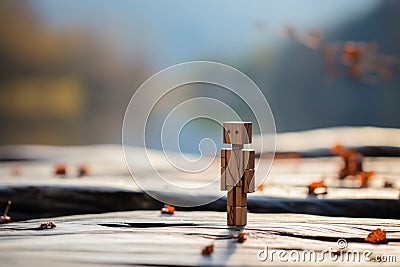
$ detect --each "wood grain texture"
[227,187,247,207]
[226,149,244,186]
[220,167,227,190]
[227,188,234,206]
[223,122,252,144]
[243,169,255,193]
[227,206,235,226]
[1,145,400,222]
[235,207,247,226]
[2,210,400,266]
[243,149,255,169]
[234,187,247,207]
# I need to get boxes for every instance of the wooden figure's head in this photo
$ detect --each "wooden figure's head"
[223,121,252,145]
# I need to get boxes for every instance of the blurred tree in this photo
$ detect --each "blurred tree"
[0,0,150,144]
[253,0,400,132]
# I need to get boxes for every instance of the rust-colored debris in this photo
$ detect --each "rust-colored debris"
[201,244,214,255]
[78,165,89,177]
[54,163,67,176]
[357,171,375,188]
[237,232,247,243]
[384,180,394,188]
[308,181,327,196]
[331,144,375,187]
[365,228,387,244]
[39,221,56,229]
[256,183,266,192]
[161,204,175,215]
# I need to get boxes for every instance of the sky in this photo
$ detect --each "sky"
[22,0,392,153]
[31,0,380,68]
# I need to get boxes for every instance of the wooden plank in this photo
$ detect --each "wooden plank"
[1,145,400,222]
[1,210,400,266]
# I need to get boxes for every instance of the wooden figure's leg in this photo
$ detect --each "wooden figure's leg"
[227,188,234,206]
[235,207,247,226]
[228,187,247,206]
[227,205,235,226]
[234,186,247,207]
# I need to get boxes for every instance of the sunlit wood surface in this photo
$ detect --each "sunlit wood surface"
[0,135,399,266]
[1,211,400,266]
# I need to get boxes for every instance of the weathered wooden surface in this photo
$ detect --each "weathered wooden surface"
[1,211,400,266]
[1,145,400,221]
[0,128,400,266]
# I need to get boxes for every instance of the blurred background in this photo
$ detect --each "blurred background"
[1,0,399,147]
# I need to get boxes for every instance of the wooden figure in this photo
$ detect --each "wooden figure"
[221,122,255,226]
